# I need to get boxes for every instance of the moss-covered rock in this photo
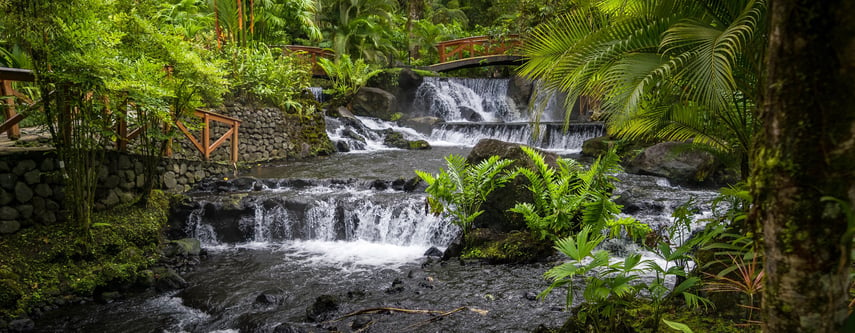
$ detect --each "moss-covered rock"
[461,229,553,264]
[0,190,176,320]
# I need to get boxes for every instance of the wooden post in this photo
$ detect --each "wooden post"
[231,121,239,163]
[1,80,21,140]
[202,112,211,160]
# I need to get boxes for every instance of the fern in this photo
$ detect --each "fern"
[510,146,623,240]
[415,154,515,236]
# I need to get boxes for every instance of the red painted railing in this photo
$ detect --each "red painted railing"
[437,35,522,63]
[282,45,335,76]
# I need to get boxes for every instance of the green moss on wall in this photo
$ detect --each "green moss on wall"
[0,191,176,320]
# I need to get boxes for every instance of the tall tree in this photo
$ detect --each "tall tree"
[753,0,855,331]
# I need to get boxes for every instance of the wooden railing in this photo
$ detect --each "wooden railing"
[0,67,36,140]
[174,109,241,163]
[437,35,522,63]
[281,45,335,76]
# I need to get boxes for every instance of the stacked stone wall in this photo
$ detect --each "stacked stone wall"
[0,151,231,235]
[171,105,333,163]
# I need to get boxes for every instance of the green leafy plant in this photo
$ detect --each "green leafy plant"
[316,54,382,107]
[509,146,622,240]
[541,225,649,333]
[415,155,515,236]
[227,45,313,115]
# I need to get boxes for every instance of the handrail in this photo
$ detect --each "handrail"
[174,109,241,163]
[0,67,35,140]
[436,35,522,63]
[281,45,335,76]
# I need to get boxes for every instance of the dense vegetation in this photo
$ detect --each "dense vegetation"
[0,0,853,332]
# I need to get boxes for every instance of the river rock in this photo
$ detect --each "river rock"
[424,246,443,257]
[352,87,398,120]
[581,135,619,157]
[163,238,202,257]
[0,206,18,220]
[398,116,441,135]
[8,318,34,332]
[306,294,339,322]
[273,323,308,333]
[254,290,283,306]
[626,141,720,185]
[153,267,188,291]
[465,139,559,232]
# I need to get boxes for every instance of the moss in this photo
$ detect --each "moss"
[0,190,176,320]
[461,231,552,263]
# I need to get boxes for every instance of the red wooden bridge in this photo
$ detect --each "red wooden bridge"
[283,35,524,75]
[424,35,524,72]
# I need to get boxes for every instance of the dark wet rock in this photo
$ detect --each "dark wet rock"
[424,246,443,257]
[153,267,188,292]
[626,141,722,186]
[273,322,308,333]
[254,289,285,306]
[408,140,431,150]
[352,87,398,120]
[403,177,424,192]
[306,294,340,322]
[350,315,373,330]
[99,291,121,303]
[463,229,553,264]
[466,139,559,233]
[163,238,202,257]
[524,292,538,301]
[384,278,405,294]
[398,116,441,135]
[441,235,464,261]
[581,135,619,157]
[8,318,34,332]
[459,106,483,122]
[507,76,533,111]
[370,179,388,191]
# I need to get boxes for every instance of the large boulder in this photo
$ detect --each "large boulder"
[465,139,559,232]
[507,76,533,116]
[626,142,722,185]
[352,87,398,120]
[398,116,442,135]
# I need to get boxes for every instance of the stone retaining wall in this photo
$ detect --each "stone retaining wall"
[0,150,232,235]
[171,106,334,163]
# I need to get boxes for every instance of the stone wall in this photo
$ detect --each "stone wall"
[0,150,232,235]
[171,105,334,163]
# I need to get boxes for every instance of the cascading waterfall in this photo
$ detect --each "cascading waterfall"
[429,122,604,152]
[182,180,457,249]
[414,77,521,122]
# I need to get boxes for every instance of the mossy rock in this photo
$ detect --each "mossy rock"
[407,140,431,150]
[462,230,553,264]
[0,279,23,309]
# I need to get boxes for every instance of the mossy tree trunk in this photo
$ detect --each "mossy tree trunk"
[754,0,855,331]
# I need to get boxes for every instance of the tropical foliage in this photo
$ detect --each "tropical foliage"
[509,146,624,240]
[415,155,516,235]
[519,0,766,175]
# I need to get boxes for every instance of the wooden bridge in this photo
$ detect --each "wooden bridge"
[422,35,524,72]
[284,34,524,75]
[0,67,241,163]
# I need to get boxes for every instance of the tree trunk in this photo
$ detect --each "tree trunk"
[754,0,855,332]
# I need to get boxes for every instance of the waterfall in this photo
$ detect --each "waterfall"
[430,122,604,152]
[414,77,522,122]
[308,87,326,102]
[182,180,457,248]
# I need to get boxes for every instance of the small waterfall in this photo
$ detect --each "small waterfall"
[414,77,522,122]
[430,122,604,152]
[182,180,457,248]
[308,87,326,102]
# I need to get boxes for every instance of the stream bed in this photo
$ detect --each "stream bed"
[32,77,721,332]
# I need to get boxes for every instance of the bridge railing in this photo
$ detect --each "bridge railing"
[174,109,241,163]
[0,68,36,140]
[280,45,335,76]
[437,35,522,63]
